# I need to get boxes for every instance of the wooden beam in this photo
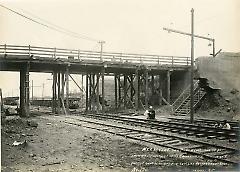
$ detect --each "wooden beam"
[20,68,26,117]
[158,74,162,106]
[65,66,69,113]
[61,72,65,114]
[69,74,84,92]
[114,74,118,109]
[167,70,171,103]
[57,72,61,113]
[118,75,121,108]
[145,70,149,108]
[25,62,30,116]
[101,68,105,112]
[85,74,89,111]
[123,74,127,109]
[96,73,100,112]
[89,74,92,111]
[134,70,139,111]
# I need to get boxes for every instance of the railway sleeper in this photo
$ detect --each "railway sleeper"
[126,133,146,138]
[184,145,205,151]
[148,138,173,143]
[121,131,141,136]
[168,141,189,147]
[144,137,171,142]
[160,139,180,145]
[207,150,236,157]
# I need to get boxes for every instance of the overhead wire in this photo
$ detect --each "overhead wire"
[0,3,101,42]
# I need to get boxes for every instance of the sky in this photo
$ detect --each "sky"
[0,0,239,97]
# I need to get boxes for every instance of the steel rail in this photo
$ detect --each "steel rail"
[63,116,239,166]
[79,113,239,140]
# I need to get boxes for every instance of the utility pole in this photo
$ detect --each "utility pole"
[99,41,105,61]
[190,8,194,123]
[163,9,196,123]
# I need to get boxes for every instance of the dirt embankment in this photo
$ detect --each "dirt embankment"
[195,52,240,121]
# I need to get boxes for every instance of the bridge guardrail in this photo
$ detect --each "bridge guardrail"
[0,44,190,66]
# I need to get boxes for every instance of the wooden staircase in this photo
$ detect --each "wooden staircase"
[172,80,206,116]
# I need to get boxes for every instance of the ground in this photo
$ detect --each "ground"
[2,112,237,172]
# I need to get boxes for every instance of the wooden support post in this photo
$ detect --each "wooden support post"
[65,66,69,113]
[85,74,89,112]
[114,74,118,110]
[25,62,30,116]
[158,74,162,106]
[52,71,57,113]
[151,75,154,96]
[91,74,95,111]
[57,72,61,113]
[167,70,171,103]
[89,74,92,111]
[20,69,25,117]
[134,70,139,111]
[61,72,65,113]
[61,72,65,102]
[145,70,149,108]
[96,73,100,112]
[81,74,84,108]
[19,65,30,117]
[101,68,105,112]
[118,75,121,108]
[123,74,127,109]
[130,74,134,102]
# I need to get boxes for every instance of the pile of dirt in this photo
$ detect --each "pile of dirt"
[196,88,240,121]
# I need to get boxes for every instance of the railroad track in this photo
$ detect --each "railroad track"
[77,113,239,142]
[62,115,239,166]
[168,117,240,130]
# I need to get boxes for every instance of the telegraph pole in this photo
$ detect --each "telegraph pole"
[190,8,194,123]
[163,9,196,123]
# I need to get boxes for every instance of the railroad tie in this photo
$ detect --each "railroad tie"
[207,135,217,139]
[207,150,233,157]
[170,141,189,147]
[160,139,180,145]
[186,132,195,136]
[196,133,205,138]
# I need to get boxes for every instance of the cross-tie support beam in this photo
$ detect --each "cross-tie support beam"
[51,67,71,115]
[114,73,136,110]
[85,71,104,113]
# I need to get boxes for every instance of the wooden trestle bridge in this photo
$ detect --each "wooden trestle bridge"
[0,44,191,116]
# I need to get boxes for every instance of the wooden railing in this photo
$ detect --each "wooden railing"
[0,44,190,66]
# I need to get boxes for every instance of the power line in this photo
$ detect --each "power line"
[0,3,101,42]
[14,6,101,42]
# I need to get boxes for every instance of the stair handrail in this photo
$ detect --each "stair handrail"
[172,80,199,110]
[185,88,206,115]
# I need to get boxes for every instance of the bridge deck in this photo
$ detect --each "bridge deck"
[0,44,190,73]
